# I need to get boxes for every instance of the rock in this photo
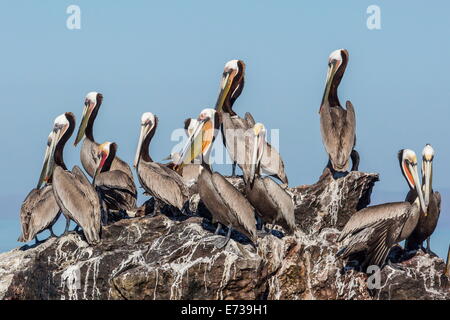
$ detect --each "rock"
[0,171,448,300]
[292,169,379,234]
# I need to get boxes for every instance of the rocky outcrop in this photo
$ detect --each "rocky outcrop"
[0,171,448,300]
[293,169,378,233]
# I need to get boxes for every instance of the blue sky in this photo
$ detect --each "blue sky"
[0,1,448,258]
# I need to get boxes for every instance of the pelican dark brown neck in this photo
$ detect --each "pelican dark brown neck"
[54,113,76,170]
[85,93,103,142]
[219,61,245,116]
[140,116,158,163]
[102,143,117,173]
[322,53,348,108]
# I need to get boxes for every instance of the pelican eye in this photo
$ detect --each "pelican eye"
[408,160,416,166]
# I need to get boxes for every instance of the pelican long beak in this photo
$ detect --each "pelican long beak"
[134,124,149,168]
[410,162,428,215]
[74,103,92,146]
[215,72,233,112]
[37,133,54,188]
[248,134,259,185]
[320,61,338,112]
[176,118,210,169]
[42,128,63,187]
[422,159,432,208]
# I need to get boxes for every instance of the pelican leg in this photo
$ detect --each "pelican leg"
[351,149,360,171]
[34,236,41,245]
[216,225,232,249]
[49,227,57,238]
[232,162,236,176]
[63,217,71,236]
[256,216,263,230]
[101,209,109,226]
[426,238,431,253]
[214,223,222,235]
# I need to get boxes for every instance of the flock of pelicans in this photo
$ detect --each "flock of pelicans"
[18,49,448,272]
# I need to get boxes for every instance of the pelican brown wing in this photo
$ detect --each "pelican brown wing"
[260,142,288,185]
[222,112,288,185]
[138,162,189,210]
[338,202,414,267]
[71,165,91,185]
[338,202,411,242]
[340,100,356,165]
[320,102,356,172]
[198,169,230,225]
[244,112,255,128]
[260,177,295,233]
[338,219,399,267]
[18,185,61,242]
[405,191,441,250]
[211,172,257,241]
[53,166,101,244]
[95,170,137,211]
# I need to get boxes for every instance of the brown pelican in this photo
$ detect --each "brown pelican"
[244,123,295,235]
[405,144,441,252]
[93,142,137,222]
[45,113,101,244]
[18,133,61,243]
[74,92,134,180]
[337,149,427,269]
[176,108,257,248]
[215,60,288,185]
[319,49,359,174]
[134,112,190,214]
